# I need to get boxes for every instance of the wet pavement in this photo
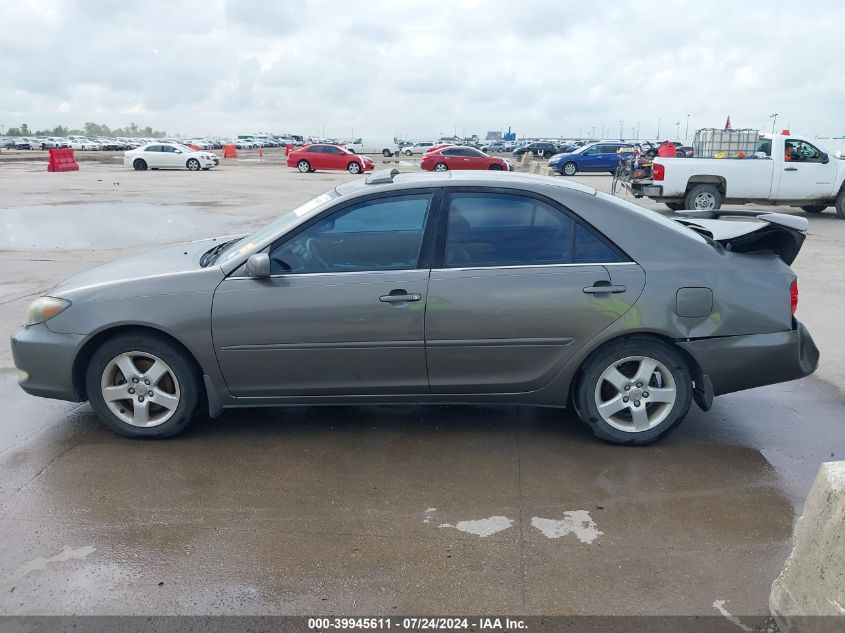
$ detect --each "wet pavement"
[0,368,842,615]
[1,161,844,617]
[0,203,245,250]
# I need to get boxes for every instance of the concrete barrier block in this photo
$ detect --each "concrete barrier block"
[770,461,845,632]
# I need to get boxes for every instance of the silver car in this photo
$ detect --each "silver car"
[11,171,819,444]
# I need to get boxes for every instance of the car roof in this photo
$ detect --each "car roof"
[336,170,598,198]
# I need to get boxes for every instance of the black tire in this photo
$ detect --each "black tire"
[133,159,147,171]
[836,190,845,220]
[85,332,203,438]
[382,149,392,157]
[573,337,693,445]
[562,161,577,176]
[434,162,448,172]
[543,150,553,159]
[665,202,685,211]
[488,164,503,170]
[801,205,826,213]
[684,184,722,211]
[297,160,311,173]
[186,158,201,171]
[347,161,361,174]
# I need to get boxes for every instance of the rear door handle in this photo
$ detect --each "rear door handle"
[379,290,422,303]
[583,284,626,294]
[784,167,798,172]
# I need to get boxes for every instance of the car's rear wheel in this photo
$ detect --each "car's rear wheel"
[434,162,448,172]
[562,162,577,176]
[186,158,201,171]
[573,338,692,445]
[297,160,311,173]
[347,161,361,174]
[133,159,147,171]
[488,164,503,170]
[382,149,393,157]
[685,184,722,211]
[85,332,203,438]
[801,205,826,213]
[665,202,685,211]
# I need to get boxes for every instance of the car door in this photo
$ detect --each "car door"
[463,148,488,169]
[775,139,838,201]
[211,190,440,397]
[159,145,181,167]
[440,147,465,168]
[577,145,601,170]
[143,144,164,167]
[323,146,346,169]
[425,189,640,393]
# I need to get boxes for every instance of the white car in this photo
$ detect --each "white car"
[67,136,99,151]
[402,141,436,156]
[344,136,400,157]
[123,143,218,171]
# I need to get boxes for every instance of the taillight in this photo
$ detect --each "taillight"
[653,163,665,181]
[790,280,798,315]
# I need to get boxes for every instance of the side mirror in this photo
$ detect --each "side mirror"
[821,153,829,164]
[175,149,182,154]
[245,253,270,279]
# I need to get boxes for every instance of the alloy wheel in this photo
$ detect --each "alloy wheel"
[593,355,676,432]
[100,351,181,428]
[693,192,717,210]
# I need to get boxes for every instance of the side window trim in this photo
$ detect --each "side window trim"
[265,188,442,276]
[431,187,631,269]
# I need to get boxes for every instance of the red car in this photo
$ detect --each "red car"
[287,144,374,174]
[425,143,453,153]
[420,146,511,172]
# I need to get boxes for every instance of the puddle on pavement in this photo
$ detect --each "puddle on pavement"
[0,203,246,250]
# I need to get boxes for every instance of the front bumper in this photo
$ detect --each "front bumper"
[10,324,85,402]
[678,319,819,397]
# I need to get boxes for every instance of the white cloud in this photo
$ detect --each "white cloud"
[1,0,843,139]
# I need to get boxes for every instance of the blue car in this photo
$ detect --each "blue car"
[549,141,635,176]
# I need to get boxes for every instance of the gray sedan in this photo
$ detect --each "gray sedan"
[11,171,819,444]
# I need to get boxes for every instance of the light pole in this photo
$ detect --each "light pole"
[591,126,596,139]
[675,121,680,139]
[685,114,690,141]
[619,120,624,139]
[770,113,778,134]
[656,117,661,139]
[636,120,640,140]
[601,123,605,139]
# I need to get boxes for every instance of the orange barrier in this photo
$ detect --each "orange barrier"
[223,144,237,158]
[47,148,79,172]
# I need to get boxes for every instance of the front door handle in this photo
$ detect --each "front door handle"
[583,284,626,294]
[784,167,798,172]
[379,289,422,303]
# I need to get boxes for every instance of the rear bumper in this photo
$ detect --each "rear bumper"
[678,320,819,397]
[10,324,84,402]
[631,183,663,198]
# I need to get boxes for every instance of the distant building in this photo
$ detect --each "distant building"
[485,131,502,141]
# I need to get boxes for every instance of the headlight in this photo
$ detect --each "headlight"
[25,297,71,326]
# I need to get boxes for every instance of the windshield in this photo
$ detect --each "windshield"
[570,144,590,154]
[594,191,709,245]
[215,191,339,266]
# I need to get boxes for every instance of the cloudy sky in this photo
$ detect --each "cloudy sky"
[2,0,844,140]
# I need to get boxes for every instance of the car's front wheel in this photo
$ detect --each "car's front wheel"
[186,158,201,171]
[562,162,577,176]
[665,202,685,211]
[488,164,503,170]
[573,337,692,445]
[85,332,203,438]
[347,161,361,174]
[382,149,393,157]
[801,205,826,213]
[133,159,147,171]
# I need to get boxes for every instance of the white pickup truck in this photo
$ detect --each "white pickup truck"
[630,134,845,218]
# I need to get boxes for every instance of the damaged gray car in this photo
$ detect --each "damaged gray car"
[11,171,819,444]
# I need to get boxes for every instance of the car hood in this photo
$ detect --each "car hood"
[51,237,231,300]
[549,152,575,161]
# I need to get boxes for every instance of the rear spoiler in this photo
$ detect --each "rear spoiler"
[673,210,807,265]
